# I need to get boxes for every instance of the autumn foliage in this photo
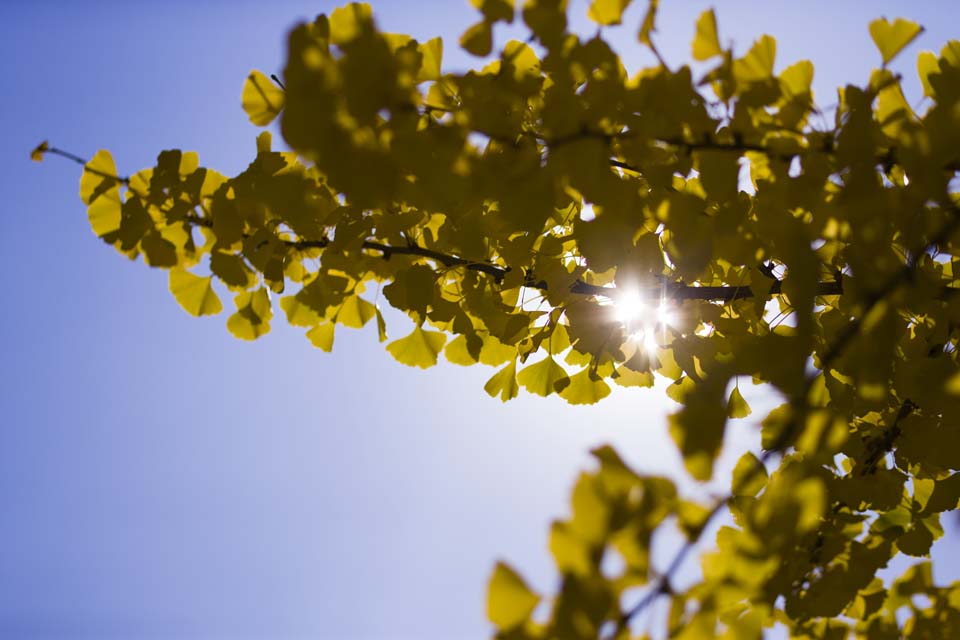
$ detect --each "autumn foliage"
[36,0,960,636]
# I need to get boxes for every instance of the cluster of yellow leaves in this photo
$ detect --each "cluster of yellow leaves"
[67,0,960,637]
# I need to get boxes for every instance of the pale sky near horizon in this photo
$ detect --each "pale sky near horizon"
[1,1,959,638]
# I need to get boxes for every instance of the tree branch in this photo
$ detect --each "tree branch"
[608,202,960,638]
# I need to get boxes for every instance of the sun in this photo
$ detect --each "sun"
[611,288,675,353]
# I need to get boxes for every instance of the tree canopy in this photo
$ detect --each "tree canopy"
[34,0,960,637]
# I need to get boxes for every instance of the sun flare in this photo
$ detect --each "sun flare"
[612,289,675,354]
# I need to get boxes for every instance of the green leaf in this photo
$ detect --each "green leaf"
[691,9,722,61]
[241,70,285,126]
[486,561,539,630]
[169,269,222,317]
[386,326,446,368]
[727,385,752,419]
[517,356,570,397]
[869,17,924,66]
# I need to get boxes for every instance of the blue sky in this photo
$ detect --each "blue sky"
[1,1,958,638]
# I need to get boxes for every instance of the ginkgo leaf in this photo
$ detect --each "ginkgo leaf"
[241,70,285,126]
[484,360,519,402]
[280,295,323,327]
[445,334,478,366]
[779,59,814,97]
[732,452,766,497]
[417,37,443,82]
[917,50,938,97]
[560,368,611,405]
[386,326,446,368]
[727,385,752,419]
[486,561,539,630]
[307,322,335,352]
[517,356,570,397]
[169,269,222,317]
[337,295,376,329]
[588,0,632,27]
[375,307,388,343]
[80,149,122,237]
[637,0,658,46]
[210,252,255,290]
[227,288,272,340]
[612,366,655,388]
[328,2,374,45]
[691,9,721,61]
[30,140,49,162]
[470,0,513,23]
[460,21,492,57]
[869,17,924,66]
[733,34,776,83]
[56,5,960,632]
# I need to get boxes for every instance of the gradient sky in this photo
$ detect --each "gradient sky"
[1,1,958,638]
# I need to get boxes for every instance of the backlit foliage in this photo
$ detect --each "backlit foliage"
[40,1,960,636]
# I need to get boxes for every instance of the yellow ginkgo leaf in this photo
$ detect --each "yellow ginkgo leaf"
[588,0,632,27]
[375,307,388,343]
[691,9,722,61]
[337,295,376,329]
[733,34,776,84]
[386,326,446,368]
[484,360,518,402]
[280,295,323,328]
[732,452,767,497]
[869,17,924,66]
[638,0,659,47]
[779,59,814,97]
[917,50,938,97]
[169,269,223,317]
[417,37,443,82]
[80,149,122,236]
[445,334,478,366]
[727,385,752,419]
[559,368,611,405]
[329,2,373,45]
[241,70,285,127]
[227,288,272,340]
[460,21,492,57]
[30,140,49,162]
[612,365,655,388]
[486,561,539,630]
[307,322,335,352]
[517,356,570,397]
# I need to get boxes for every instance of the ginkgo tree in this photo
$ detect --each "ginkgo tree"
[34,0,960,636]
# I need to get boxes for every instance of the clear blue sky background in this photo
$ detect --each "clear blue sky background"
[1,1,958,638]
